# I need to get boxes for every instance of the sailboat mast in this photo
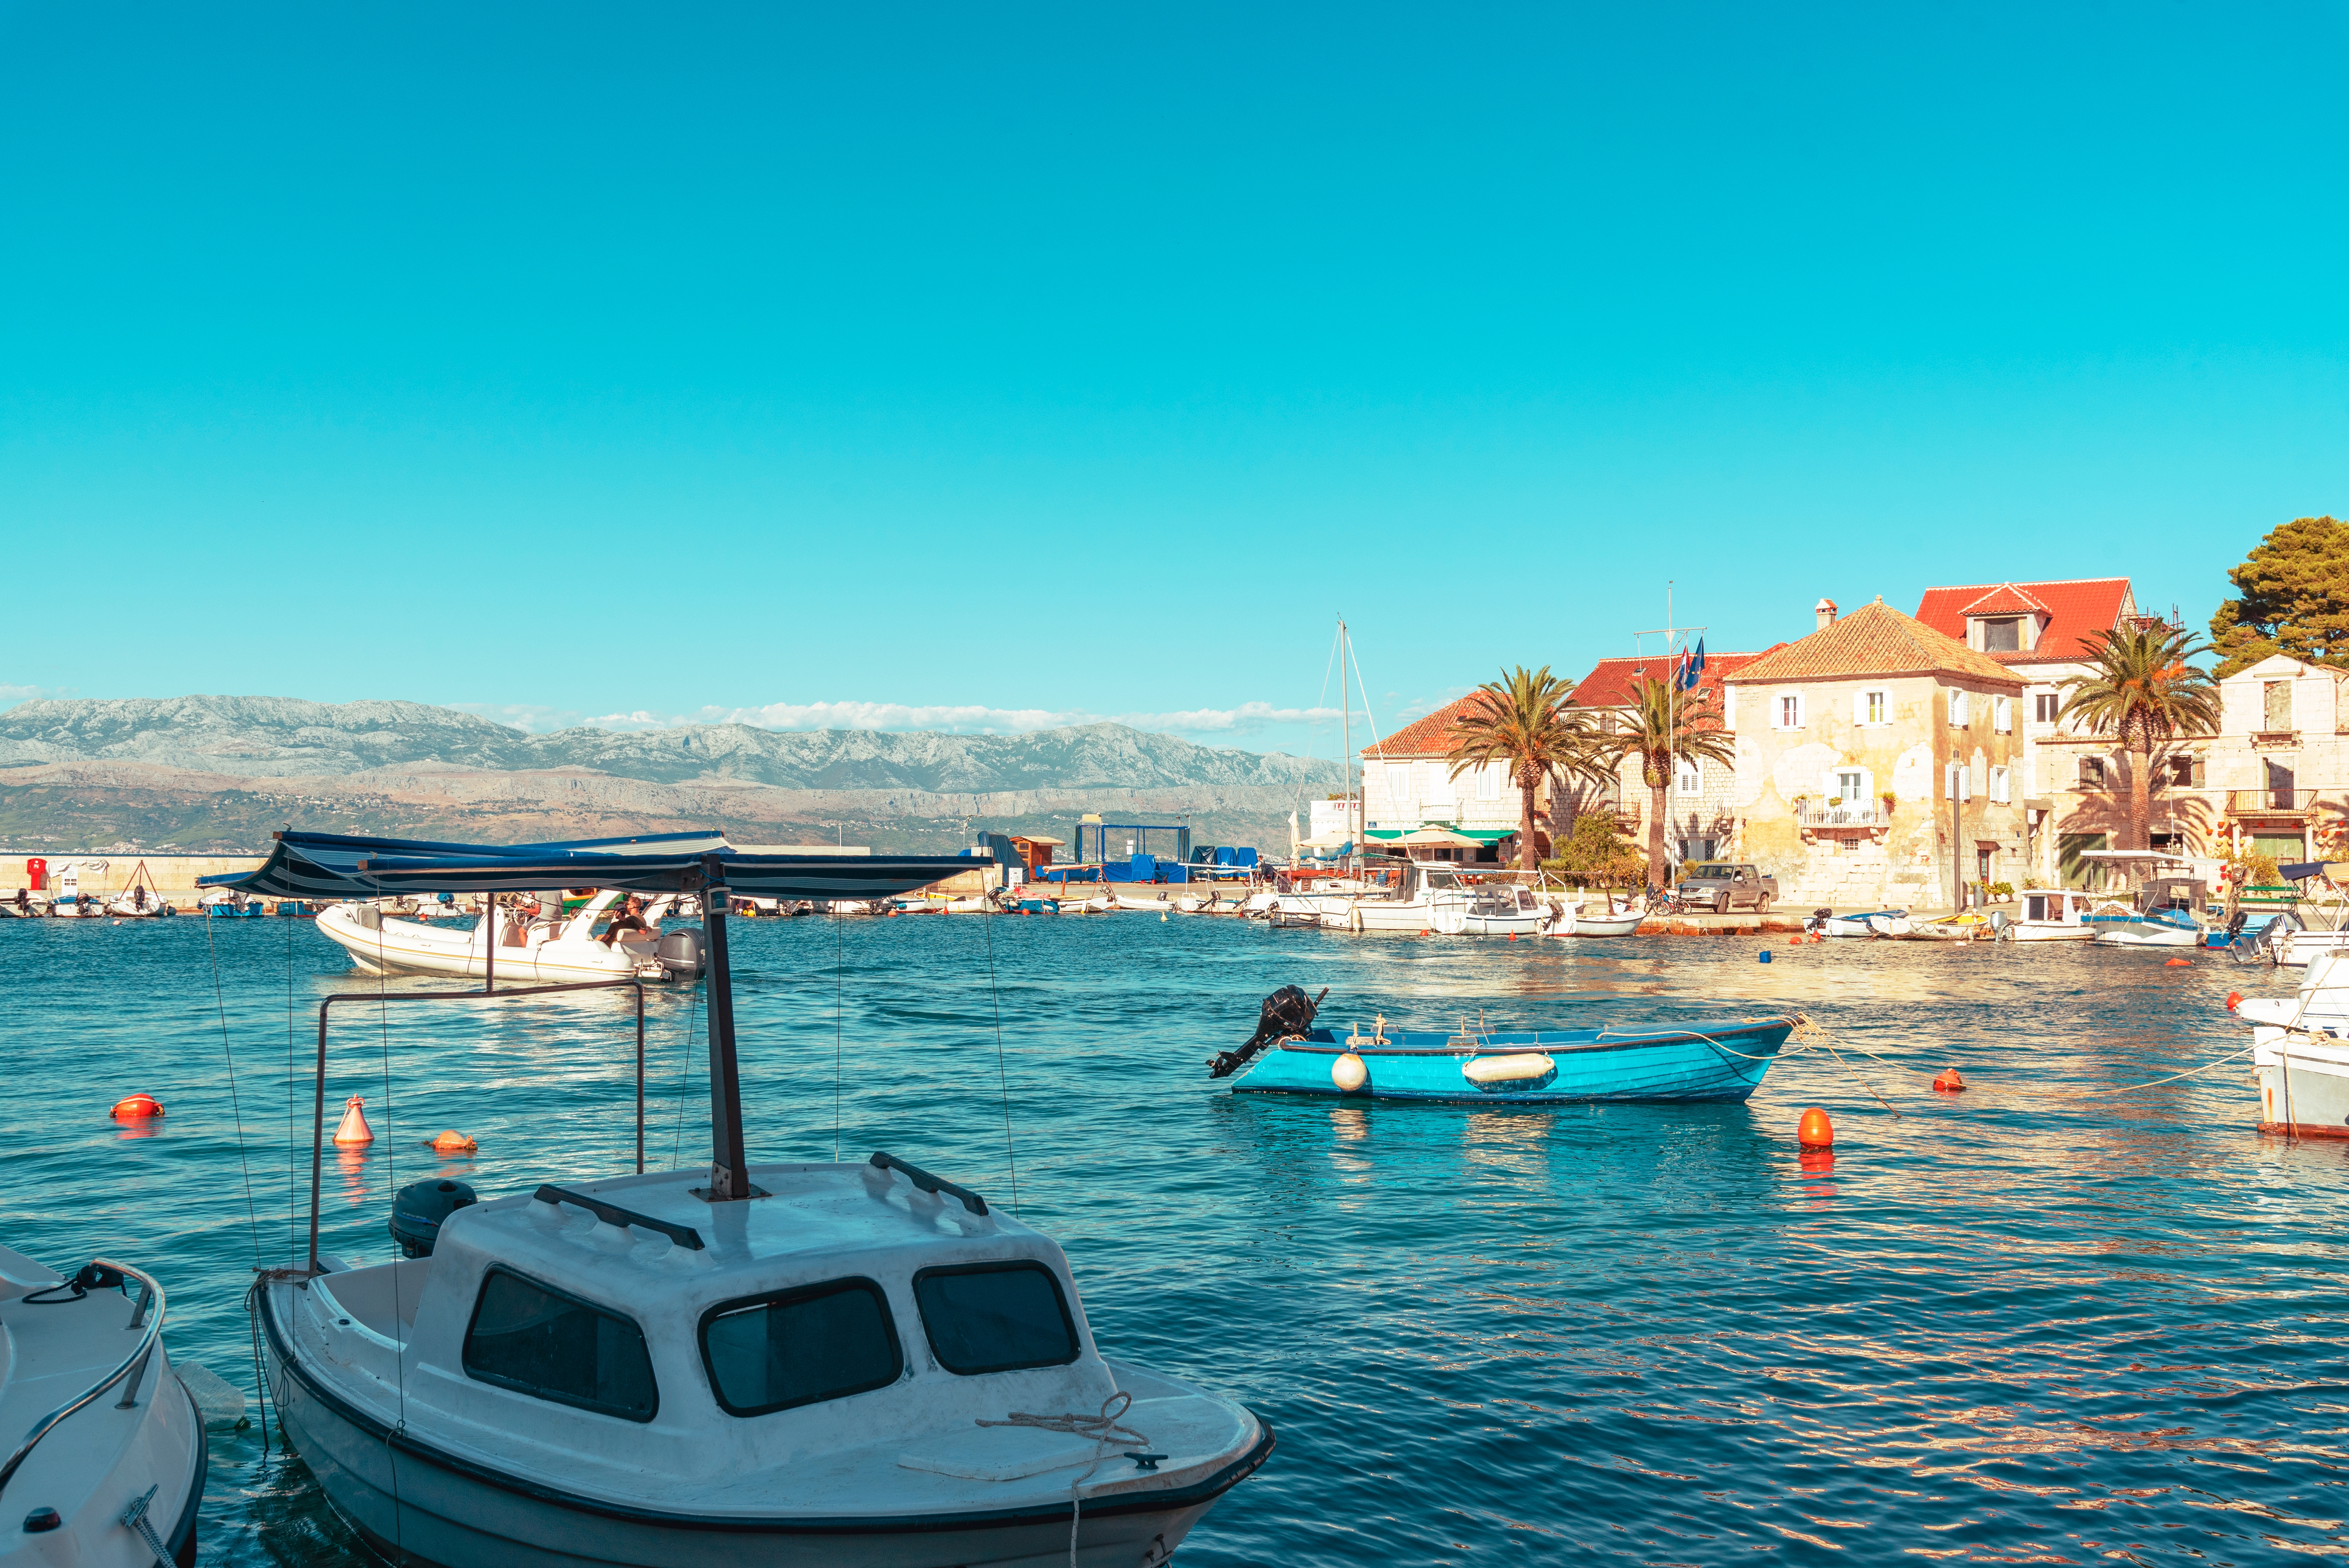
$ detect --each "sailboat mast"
[1341,617,1355,852]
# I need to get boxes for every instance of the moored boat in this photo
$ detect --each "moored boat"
[2007,889,2097,941]
[1819,908,1903,938]
[2095,908,2204,948]
[0,1247,206,1568]
[210,829,1273,1568]
[316,890,704,983]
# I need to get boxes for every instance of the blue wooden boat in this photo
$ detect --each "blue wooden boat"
[1226,1014,1798,1104]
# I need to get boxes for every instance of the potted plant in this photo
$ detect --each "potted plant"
[1881,790,1897,815]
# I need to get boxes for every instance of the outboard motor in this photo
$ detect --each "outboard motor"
[1209,985,1328,1078]
[657,927,706,978]
[1805,906,1832,934]
[390,1178,477,1259]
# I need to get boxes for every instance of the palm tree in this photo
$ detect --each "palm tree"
[1443,666,1606,871]
[1593,677,1738,889]
[2060,624,2221,862]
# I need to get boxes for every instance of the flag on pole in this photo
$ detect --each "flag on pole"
[1679,638,1706,691]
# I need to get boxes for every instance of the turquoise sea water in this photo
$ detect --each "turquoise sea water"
[4,913,2343,1564]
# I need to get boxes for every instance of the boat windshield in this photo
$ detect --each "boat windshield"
[699,1277,903,1416]
[912,1262,1078,1376]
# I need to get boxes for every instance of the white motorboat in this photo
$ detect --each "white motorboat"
[1819,909,1903,938]
[211,829,1271,1568]
[2095,910,2204,949]
[0,890,47,918]
[316,891,704,983]
[1429,882,1549,936]
[2007,890,2098,942]
[1557,899,1643,937]
[2233,951,2349,1135]
[1865,913,1912,937]
[0,1249,205,1567]
[1888,912,2005,941]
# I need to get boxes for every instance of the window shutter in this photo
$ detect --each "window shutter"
[1854,692,1868,726]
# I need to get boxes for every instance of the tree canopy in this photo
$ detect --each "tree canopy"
[2210,515,2349,678]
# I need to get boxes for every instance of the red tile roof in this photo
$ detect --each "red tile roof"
[1568,650,1778,711]
[1913,577,2136,665]
[1365,693,1491,758]
[1725,600,2022,686]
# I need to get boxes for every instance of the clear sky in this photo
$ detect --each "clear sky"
[3,3,2343,762]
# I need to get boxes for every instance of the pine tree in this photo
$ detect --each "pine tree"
[2210,516,2349,678]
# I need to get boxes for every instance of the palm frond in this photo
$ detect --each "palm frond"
[2059,626,2221,748]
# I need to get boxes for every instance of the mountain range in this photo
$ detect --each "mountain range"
[0,696,1347,855]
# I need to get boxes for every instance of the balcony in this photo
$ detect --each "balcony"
[2228,789,2308,817]
[1796,801,1888,830]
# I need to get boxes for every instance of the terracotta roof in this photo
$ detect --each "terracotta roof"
[1568,650,1778,710]
[1366,693,1491,758]
[1723,601,2022,686]
[1913,577,2135,665]
[1954,583,2050,617]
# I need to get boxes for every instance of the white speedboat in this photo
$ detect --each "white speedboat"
[316,891,704,983]
[2008,890,2098,941]
[212,829,1272,1568]
[0,1249,205,1567]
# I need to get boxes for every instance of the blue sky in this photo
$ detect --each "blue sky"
[3,3,2344,762]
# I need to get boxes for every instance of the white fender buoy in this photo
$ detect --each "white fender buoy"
[1331,1052,1368,1092]
[1462,1052,1555,1086]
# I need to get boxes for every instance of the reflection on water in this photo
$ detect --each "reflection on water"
[2,918,2345,1564]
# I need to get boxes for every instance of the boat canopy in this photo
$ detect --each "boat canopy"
[200,830,979,901]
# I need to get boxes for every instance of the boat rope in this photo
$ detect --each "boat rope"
[203,902,269,1443]
[669,972,704,1170]
[980,898,1020,1218]
[1786,1016,1904,1118]
[977,1393,1149,1568]
[833,902,845,1164]
[2066,1042,2260,1095]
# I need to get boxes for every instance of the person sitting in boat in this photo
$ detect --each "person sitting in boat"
[599,895,654,948]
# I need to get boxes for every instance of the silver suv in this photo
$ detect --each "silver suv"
[1678,862,1778,915]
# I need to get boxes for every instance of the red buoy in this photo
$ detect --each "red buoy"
[1797,1107,1834,1148]
[1507,933,1517,941]
[426,1130,477,1153]
[333,1095,375,1146]
[1932,1068,1967,1093]
[2227,991,2244,1011]
[110,1093,164,1121]
[2164,956,2192,967]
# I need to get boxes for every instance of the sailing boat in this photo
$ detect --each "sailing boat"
[206,830,1271,1568]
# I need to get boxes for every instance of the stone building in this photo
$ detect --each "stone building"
[1355,696,1544,862]
[1911,577,2146,886]
[1723,597,2026,908]
[1566,647,1778,866]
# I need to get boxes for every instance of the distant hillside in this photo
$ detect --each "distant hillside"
[0,696,1346,854]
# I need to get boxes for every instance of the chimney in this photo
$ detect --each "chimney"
[1814,597,1838,632]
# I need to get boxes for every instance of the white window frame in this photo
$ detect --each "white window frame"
[1476,763,1501,801]
[1854,688,1889,727]
[2035,691,2060,725]
[1993,696,2012,734]
[1949,690,1969,727]
[1676,757,1703,797]
[1775,692,1805,730]
[1945,762,1972,801]
[1989,765,2010,804]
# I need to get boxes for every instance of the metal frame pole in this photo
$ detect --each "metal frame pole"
[700,857,752,1202]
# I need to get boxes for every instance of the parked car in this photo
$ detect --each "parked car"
[1677,862,1778,914]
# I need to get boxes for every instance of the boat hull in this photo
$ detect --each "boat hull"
[2254,1034,2349,1137]
[259,1289,1267,1568]
[2096,926,2201,948]
[1230,1017,1794,1104]
[2008,921,2096,941]
[316,904,680,985]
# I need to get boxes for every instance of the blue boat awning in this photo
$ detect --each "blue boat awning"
[200,830,981,901]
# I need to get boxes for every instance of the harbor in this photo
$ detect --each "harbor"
[5,897,2341,1563]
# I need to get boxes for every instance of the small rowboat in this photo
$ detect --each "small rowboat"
[1560,903,1642,937]
[1227,1015,1796,1104]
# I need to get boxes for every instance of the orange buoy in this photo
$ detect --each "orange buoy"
[333,1095,375,1146]
[2226,991,2244,1011]
[1797,1107,1834,1148]
[1932,1068,1967,1093]
[426,1130,477,1154]
[1507,933,1517,942]
[110,1093,165,1121]
[2163,956,2192,967]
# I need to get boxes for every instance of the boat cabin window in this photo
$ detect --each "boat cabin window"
[698,1277,903,1416]
[913,1262,1079,1375]
[462,1267,659,1422]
